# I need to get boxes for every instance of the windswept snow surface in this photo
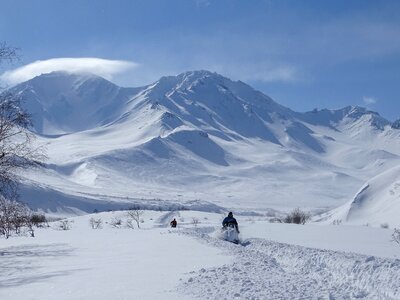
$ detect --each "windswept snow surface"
[0,211,231,300]
[318,164,400,228]
[179,236,400,300]
[1,211,399,300]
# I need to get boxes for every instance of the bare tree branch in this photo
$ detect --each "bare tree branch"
[0,42,19,66]
[127,207,144,229]
[0,43,47,199]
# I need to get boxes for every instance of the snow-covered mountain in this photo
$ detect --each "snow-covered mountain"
[11,71,142,134]
[8,70,400,218]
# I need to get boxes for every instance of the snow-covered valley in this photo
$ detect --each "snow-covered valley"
[3,0,400,296]
[1,210,399,300]
[7,70,400,228]
[1,69,400,299]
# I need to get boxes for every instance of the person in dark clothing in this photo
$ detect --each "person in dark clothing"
[170,218,177,228]
[222,212,239,233]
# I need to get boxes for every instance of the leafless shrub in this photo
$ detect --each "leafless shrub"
[25,218,35,237]
[284,208,310,225]
[58,220,71,230]
[89,217,103,229]
[332,219,342,225]
[392,228,400,245]
[269,217,283,223]
[0,196,35,238]
[110,217,122,228]
[192,217,200,227]
[125,219,135,229]
[126,209,144,229]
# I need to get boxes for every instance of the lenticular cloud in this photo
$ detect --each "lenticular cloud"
[0,57,139,86]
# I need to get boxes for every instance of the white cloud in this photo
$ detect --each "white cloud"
[0,57,139,86]
[363,96,377,106]
[250,66,299,83]
[237,64,303,83]
[195,0,211,7]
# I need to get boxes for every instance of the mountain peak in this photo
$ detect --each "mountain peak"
[302,105,390,130]
[392,119,400,129]
[150,69,289,117]
[10,71,131,134]
[156,70,224,89]
[8,70,394,137]
[27,71,115,87]
[343,106,390,129]
[178,69,218,79]
[343,105,378,117]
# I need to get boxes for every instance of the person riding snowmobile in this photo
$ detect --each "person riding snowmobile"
[170,218,177,228]
[222,212,239,233]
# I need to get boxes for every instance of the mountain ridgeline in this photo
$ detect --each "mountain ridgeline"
[6,71,400,223]
[11,70,396,149]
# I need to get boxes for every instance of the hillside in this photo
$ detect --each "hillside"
[8,70,400,215]
[11,71,142,134]
[317,164,400,228]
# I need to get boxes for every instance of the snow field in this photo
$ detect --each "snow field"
[0,210,399,299]
[0,211,231,300]
[242,222,400,259]
[179,234,400,299]
[176,218,400,299]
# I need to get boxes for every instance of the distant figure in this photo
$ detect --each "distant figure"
[170,218,177,228]
[222,212,239,233]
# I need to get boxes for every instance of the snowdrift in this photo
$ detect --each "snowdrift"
[319,164,400,228]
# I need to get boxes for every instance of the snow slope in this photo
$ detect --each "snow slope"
[7,70,400,216]
[0,210,399,299]
[11,71,142,134]
[317,164,400,228]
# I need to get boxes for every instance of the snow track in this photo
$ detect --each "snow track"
[177,229,400,299]
[156,210,180,227]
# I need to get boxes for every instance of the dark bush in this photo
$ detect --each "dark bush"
[30,214,47,227]
[284,208,310,225]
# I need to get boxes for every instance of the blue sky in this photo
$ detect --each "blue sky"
[0,0,399,120]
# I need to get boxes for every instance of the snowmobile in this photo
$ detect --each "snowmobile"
[221,224,240,244]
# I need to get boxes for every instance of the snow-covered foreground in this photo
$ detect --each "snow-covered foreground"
[1,210,399,299]
[242,222,400,259]
[180,234,400,299]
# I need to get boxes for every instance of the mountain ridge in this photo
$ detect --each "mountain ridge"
[10,70,394,136]
[6,70,400,217]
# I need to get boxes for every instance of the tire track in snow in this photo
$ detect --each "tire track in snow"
[176,228,400,299]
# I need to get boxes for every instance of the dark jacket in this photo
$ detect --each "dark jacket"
[170,219,177,228]
[222,216,238,231]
